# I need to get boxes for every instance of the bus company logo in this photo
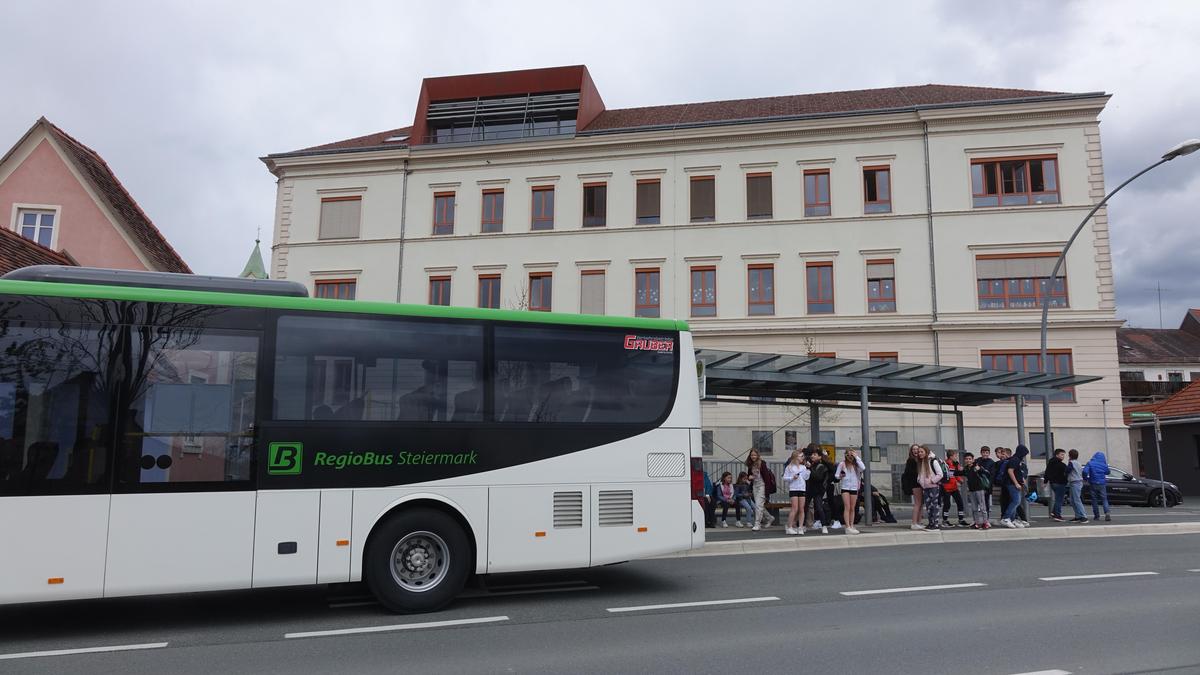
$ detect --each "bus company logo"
[623,334,674,353]
[267,442,304,475]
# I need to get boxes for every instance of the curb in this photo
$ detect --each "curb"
[656,521,1200,559]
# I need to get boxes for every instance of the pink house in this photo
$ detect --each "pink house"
[0,117,190,273]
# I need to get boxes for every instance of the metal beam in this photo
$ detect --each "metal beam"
[861,385,872,529]
[704,366,1089,400]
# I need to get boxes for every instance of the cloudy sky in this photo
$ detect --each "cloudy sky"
[2,0,1197,327]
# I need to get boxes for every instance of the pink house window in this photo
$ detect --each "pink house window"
[16,209,56,247]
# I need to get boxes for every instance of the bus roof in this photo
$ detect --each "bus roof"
[0,278,690,332]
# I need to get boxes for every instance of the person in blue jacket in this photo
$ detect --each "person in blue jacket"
[1082,451,1112,522]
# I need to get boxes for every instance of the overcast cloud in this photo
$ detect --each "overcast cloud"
[1,0,1196,327]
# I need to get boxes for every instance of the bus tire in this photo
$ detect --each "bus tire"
[364,508,471,613]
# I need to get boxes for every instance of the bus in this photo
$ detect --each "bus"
[0,266,704,613]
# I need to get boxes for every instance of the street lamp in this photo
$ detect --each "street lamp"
[1038,138,1200,463]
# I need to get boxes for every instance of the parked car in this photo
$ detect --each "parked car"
[1035,467,1182,507]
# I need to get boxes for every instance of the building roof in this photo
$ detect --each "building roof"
[35,119,192,273]
[1117,326,1200,365]
[272,75,1099,158]
[239,239,268,279]
[1126,380,1200,423]
[0,227,75,275]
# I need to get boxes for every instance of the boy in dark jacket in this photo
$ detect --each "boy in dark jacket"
[1044,448,1069,521]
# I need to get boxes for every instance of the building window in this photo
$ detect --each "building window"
[314,279,357,300]
[15,208,56,247]
[971,156,1060,207]
[1120,370,1146,382]
[863,166,891,213]
[806,261,834,314]
[481,189,504,233]
[636,179,661,225]
[529,272,552,311]
[1029,432,1054,460]
[690,266,717,317]
[580,270,605,315]
[1168,372,1184,383]
[982,350,1075,402]
[702,430,714,457]
[531,186,555,230]
[690,176,715,223]
[432,192,455,235]
[478,275,500,309]
[429,277,451,306]
[582,183,607,227]
[976,254,1068,310]
[746,173,773,219]
[876,430,899,448]
[752,430,773,456]
[635,269,661,318]
[318,196,362,240]
[804,169,831,217]
[747,264,775,316]
[866,259,896,313]
[869,352,899,362]
[819,430,836,447]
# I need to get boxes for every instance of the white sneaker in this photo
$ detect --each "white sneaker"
[847,528,860,535]
[785,527,797,535]
[821,526,829,534]
[765,514,776,527]
[721,520,728,528]
[1001,518,1016,529]
[812,521,823,529]
[752,525,760,531]
[735,521,744,528]
[1015,520,1028,528]
[798,526,806,535]
[910,523,926,531]
[831,521,843,530]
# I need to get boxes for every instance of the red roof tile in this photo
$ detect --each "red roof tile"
[278,82,1088,156]
[1131,380,1200,421]
[0,227,74,276]
[583,84,1072,132]
[40,119,191,273]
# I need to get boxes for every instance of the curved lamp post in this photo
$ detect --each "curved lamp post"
[1037,138,1200,462]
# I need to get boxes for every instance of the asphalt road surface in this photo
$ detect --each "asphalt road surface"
[2,535,1198,674]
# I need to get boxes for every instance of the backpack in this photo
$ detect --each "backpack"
[975,465,992,492]
[992,459,1009,487]
[761,465,777,495]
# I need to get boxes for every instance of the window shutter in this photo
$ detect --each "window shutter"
[319,198,362,239]
[636,181,660,219]
[580,273,605,314]
[690,178,715,221]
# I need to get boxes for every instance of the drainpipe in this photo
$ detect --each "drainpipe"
[396,158,410,302]
[922,119,944,445]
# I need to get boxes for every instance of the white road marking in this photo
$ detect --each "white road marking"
[1008,670,1071,675]
[839,582,986,597]
[1187,569,1200,573]
[0,642,168,661]
[606,596,779,613]
[285,615,509,639]
[1038,571,1158,581]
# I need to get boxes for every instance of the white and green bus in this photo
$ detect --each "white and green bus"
[0,267,704,612]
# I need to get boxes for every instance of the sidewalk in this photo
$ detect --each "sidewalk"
[670,503,1200,558]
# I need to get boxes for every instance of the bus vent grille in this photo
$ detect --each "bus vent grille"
[597,490,634,527]
[646,452,686,477]
[553,491,584,528]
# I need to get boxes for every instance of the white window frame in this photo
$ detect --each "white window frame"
[10,203,62,249]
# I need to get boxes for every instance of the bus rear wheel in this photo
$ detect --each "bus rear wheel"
[365,508,470,613]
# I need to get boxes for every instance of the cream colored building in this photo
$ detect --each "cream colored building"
[263,66,1129,470]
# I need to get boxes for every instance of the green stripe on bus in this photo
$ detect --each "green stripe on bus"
[0,279,690,331]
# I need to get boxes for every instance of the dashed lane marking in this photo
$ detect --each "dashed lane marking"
[839,582,986,597]
[1008,670,1071,675]
[1038,571,1158,581]
[0,642,169,661]
[606,596,779,613]
[285,615,510,639]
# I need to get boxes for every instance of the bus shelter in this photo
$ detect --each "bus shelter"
[695,349,1102,523]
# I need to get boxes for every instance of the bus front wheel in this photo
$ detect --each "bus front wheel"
[365,508,471,613]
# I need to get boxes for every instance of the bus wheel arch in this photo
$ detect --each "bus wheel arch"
[362,497,477,613]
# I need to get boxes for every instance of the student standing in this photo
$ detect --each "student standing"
[902,444,924,530]
[1066,450,1088,522]
[805,447,830,533]
[961,452,991,529]
[835,448,866,535]
[916,445,944,530]
[1082,451,1112,522]
[1001,445,1030,528]
[940,449,967,527]
[821,449,843,530]
[976,446,996,521]
[782,449,810,535]
[1044,449,1069,522]
[746,449,776,531]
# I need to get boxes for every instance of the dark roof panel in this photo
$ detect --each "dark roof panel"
[1117,327,1200,364]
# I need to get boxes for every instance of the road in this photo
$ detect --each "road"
[2,535,1198,674]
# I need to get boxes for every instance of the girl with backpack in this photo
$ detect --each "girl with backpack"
[916,445,944,531]
[782,449,810,535]
[835,448,866,535]
[746,448,776,531]
[902,444,924,530]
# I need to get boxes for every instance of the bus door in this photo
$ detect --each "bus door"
[0,322,114,604]
[103,324,260,597]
